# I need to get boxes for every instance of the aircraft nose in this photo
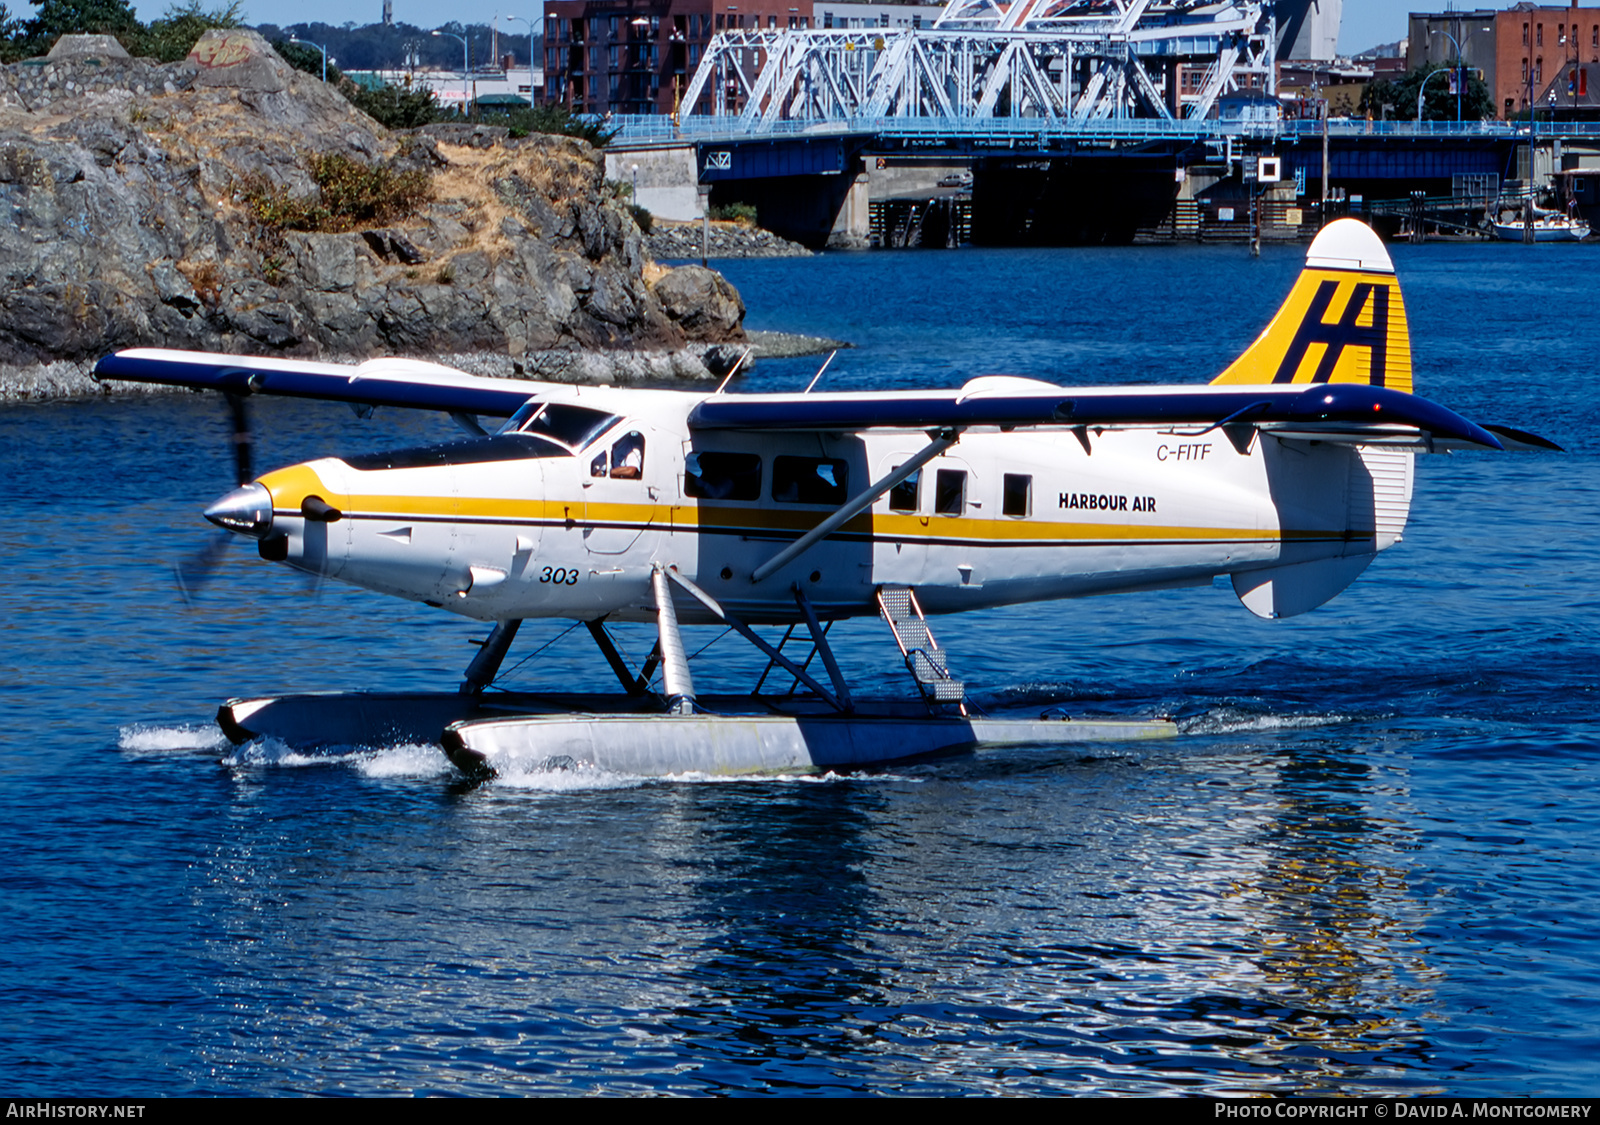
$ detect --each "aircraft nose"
[204,482,274,539]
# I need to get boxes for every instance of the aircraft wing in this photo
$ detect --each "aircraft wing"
[92,348,540,418]
[688,382,1523,451]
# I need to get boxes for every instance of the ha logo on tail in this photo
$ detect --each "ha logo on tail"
[1213,219,1411,393]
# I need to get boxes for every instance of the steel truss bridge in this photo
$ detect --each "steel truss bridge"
[675,0,1276,132]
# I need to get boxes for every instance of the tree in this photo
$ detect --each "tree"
[272,37,344,83]
[1361,63,1494,122]
[345,80,440,129]
[2,0,136,55]
[134,1,243,63]
[0,4,24,61]
[26,0,140,37]
[499,104,617,147]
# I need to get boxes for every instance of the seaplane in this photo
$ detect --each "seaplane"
[94,220,1555,777]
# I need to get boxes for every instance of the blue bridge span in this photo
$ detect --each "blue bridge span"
[608,116,1594,246]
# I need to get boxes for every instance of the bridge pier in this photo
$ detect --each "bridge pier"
[707,171,870,249]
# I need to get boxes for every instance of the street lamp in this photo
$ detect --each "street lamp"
[1417,67,1449,124]
[290,35,331,83]
[630,16,651,113]
[502,13,538,107]
[1430,24,1492,123]
[433,29,471,115]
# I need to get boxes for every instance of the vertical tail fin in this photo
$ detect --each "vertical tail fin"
[1211,219,1412,395]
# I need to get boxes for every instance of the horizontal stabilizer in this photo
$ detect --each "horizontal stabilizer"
[1480,424,1564,453]
[1232,556,1374,620]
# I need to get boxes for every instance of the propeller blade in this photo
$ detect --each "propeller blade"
[173,531,233,606]
[226,392,254,486]
[174,395,257,604]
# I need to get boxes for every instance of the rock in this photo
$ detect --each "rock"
[361,228,427,264]
[651,265,746,340]
[47,35,131,62]
[420,122,510,149]
[187,29,292,94]
[646,219,812,260]
[0,39,746,381]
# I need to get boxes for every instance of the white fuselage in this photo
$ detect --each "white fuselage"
[251,384,1413,625]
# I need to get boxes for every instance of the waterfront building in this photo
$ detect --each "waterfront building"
[1409,2,1600,120]
[349,67,543,113]
[542,0,817,116]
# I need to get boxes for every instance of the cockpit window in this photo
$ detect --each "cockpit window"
[609,432,645,480]
[344,433,567,471]
[502,401,620,450]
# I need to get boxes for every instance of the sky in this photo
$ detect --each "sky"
[98,0,1534,56]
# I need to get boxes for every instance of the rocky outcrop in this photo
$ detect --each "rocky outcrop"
[0,30,744,385]
[645,220,812,260]
[651,264,745,338]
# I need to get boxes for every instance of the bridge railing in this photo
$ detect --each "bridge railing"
[610,113,1268,146]
[610,113,1600,147]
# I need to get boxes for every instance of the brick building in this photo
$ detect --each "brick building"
[1409,2,1600,120]
[543,0,816,116]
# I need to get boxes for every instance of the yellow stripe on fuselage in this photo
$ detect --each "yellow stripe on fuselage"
[262,484,1355,548]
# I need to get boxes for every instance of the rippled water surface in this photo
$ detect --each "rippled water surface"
[2,241,1597,1095]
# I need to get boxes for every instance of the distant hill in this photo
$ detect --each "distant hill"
[1352,40,1405,60]
[248,21,539,73]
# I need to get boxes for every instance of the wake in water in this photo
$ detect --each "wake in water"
[1176,706,1360,737]
[121,720,926,791]
[216,737,457,778]
[117,723,231,757]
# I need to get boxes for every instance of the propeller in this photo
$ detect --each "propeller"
[174,393,255,605]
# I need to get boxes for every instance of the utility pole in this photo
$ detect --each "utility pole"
[1526,57,1536,243]
[1320,93,1329,225]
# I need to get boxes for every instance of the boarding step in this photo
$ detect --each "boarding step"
[877,586,965,712]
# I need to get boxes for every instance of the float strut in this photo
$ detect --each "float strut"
[460,619,522,695]
[793,584,852,711]
[586,620,651,696]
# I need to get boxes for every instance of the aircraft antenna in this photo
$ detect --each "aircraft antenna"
[712,346,754,395]
[803,350,837,394]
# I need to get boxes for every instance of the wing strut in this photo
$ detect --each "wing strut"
[750,428,961,584]
[651,568,697,715]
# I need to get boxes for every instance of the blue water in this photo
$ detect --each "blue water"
[1,240,1597,1096]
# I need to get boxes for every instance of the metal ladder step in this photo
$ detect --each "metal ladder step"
[877,586,965,711]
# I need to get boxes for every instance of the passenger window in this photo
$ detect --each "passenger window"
[772,456,848,505]
[1003,473,1031,517]
[934,468,966,516]
[889,467,919,513]
[685,451,762,500]
[590,451,607,478]
[609,432,644,480]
